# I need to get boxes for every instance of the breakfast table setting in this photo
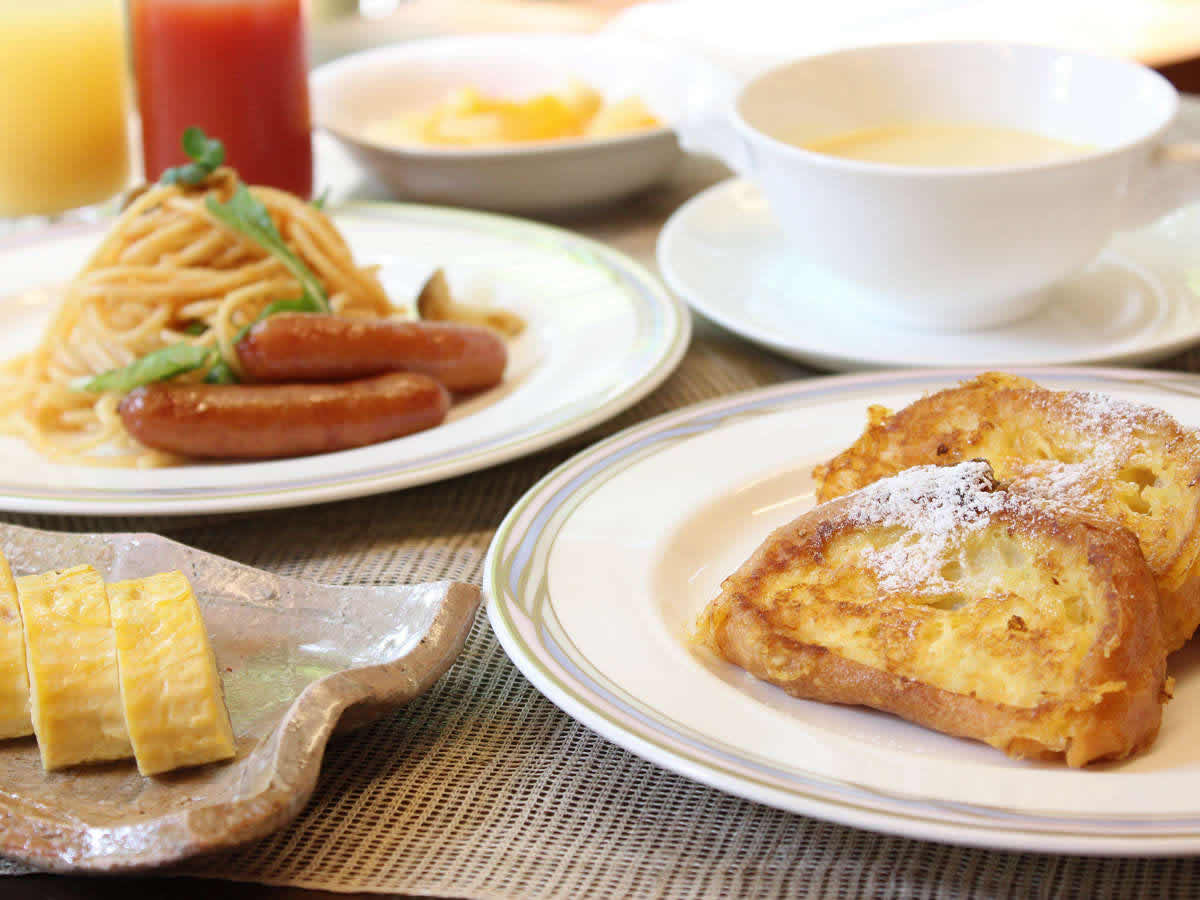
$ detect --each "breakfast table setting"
[6,1,1200,898]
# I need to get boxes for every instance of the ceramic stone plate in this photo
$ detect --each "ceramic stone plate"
[0,522,478,872]
[485,368,1200,856]
[0,203,689,516]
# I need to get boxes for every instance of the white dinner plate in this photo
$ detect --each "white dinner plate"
[0,204,689,516]
[485,368,1200,855]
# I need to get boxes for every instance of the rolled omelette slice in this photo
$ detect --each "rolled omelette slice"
[108,571,235,776]
[0,553,32,739]
[17,565,132,770]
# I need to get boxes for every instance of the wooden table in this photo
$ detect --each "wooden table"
[8,22,1200,900]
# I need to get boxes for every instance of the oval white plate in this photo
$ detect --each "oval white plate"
[0,204,689,516]
[659,178,1200,371]
[312,34,722,214]
[486,368,1200,855]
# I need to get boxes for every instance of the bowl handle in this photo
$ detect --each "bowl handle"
[675,65,754,175]
[1121,143,1200,230]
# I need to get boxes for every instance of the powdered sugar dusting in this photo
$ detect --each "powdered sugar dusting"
[847,461,1009,592]
[1022,460,1102,508]
[849,460,1002,531]
[1020,388,1174,508]
[833,386,1194,594]
[1048,389,1167,436]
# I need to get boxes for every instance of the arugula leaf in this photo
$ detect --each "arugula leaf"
[312,187,331,211]
[182,126,221,162]
[257,294,325,319]
[232,296,324,344]
[160,127,226,186]
[204,360,238,384]
[77,296,324,392]
[74,344,214,393]
[206,185,329,313]
[182,321,209,336]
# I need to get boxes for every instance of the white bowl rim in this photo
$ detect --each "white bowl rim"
[731,39,1180,178]
[310,32,681,160]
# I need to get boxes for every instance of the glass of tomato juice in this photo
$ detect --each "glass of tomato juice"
[130,0,314,198]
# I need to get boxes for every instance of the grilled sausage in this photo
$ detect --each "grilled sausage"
[119,372,450,459]
[236,314,507,393]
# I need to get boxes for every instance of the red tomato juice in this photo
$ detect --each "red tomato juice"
[132,0,313,197]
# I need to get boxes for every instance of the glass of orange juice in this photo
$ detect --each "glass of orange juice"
[0,0,131,218]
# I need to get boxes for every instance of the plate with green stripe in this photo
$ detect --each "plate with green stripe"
[485,367,1200,855]
[0,203,689,515]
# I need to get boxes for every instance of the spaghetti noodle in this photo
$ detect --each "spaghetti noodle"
[0,169,395,467]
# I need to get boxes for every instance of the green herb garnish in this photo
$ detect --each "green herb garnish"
[74,128,331,394]
[75,297,326,393]
[160,127,226,186]
[232,296,324,344]
[75,344,214,393]
[203,360,238,384]
[206,184,329,314]
[312,187,331,211]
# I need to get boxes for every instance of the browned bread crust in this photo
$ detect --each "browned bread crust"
[697,462,1168,767]
[813,373,1200,651]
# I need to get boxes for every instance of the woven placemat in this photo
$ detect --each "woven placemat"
[5,337,1200,897]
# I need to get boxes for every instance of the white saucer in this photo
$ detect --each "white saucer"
[658,178,1200,371]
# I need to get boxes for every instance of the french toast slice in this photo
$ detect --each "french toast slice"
[813,373,1200,651]
[697,461,1168,767]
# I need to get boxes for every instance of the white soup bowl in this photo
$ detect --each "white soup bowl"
[680,42,1196,331]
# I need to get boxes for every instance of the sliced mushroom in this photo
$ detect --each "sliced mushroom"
[416,268,525,338]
